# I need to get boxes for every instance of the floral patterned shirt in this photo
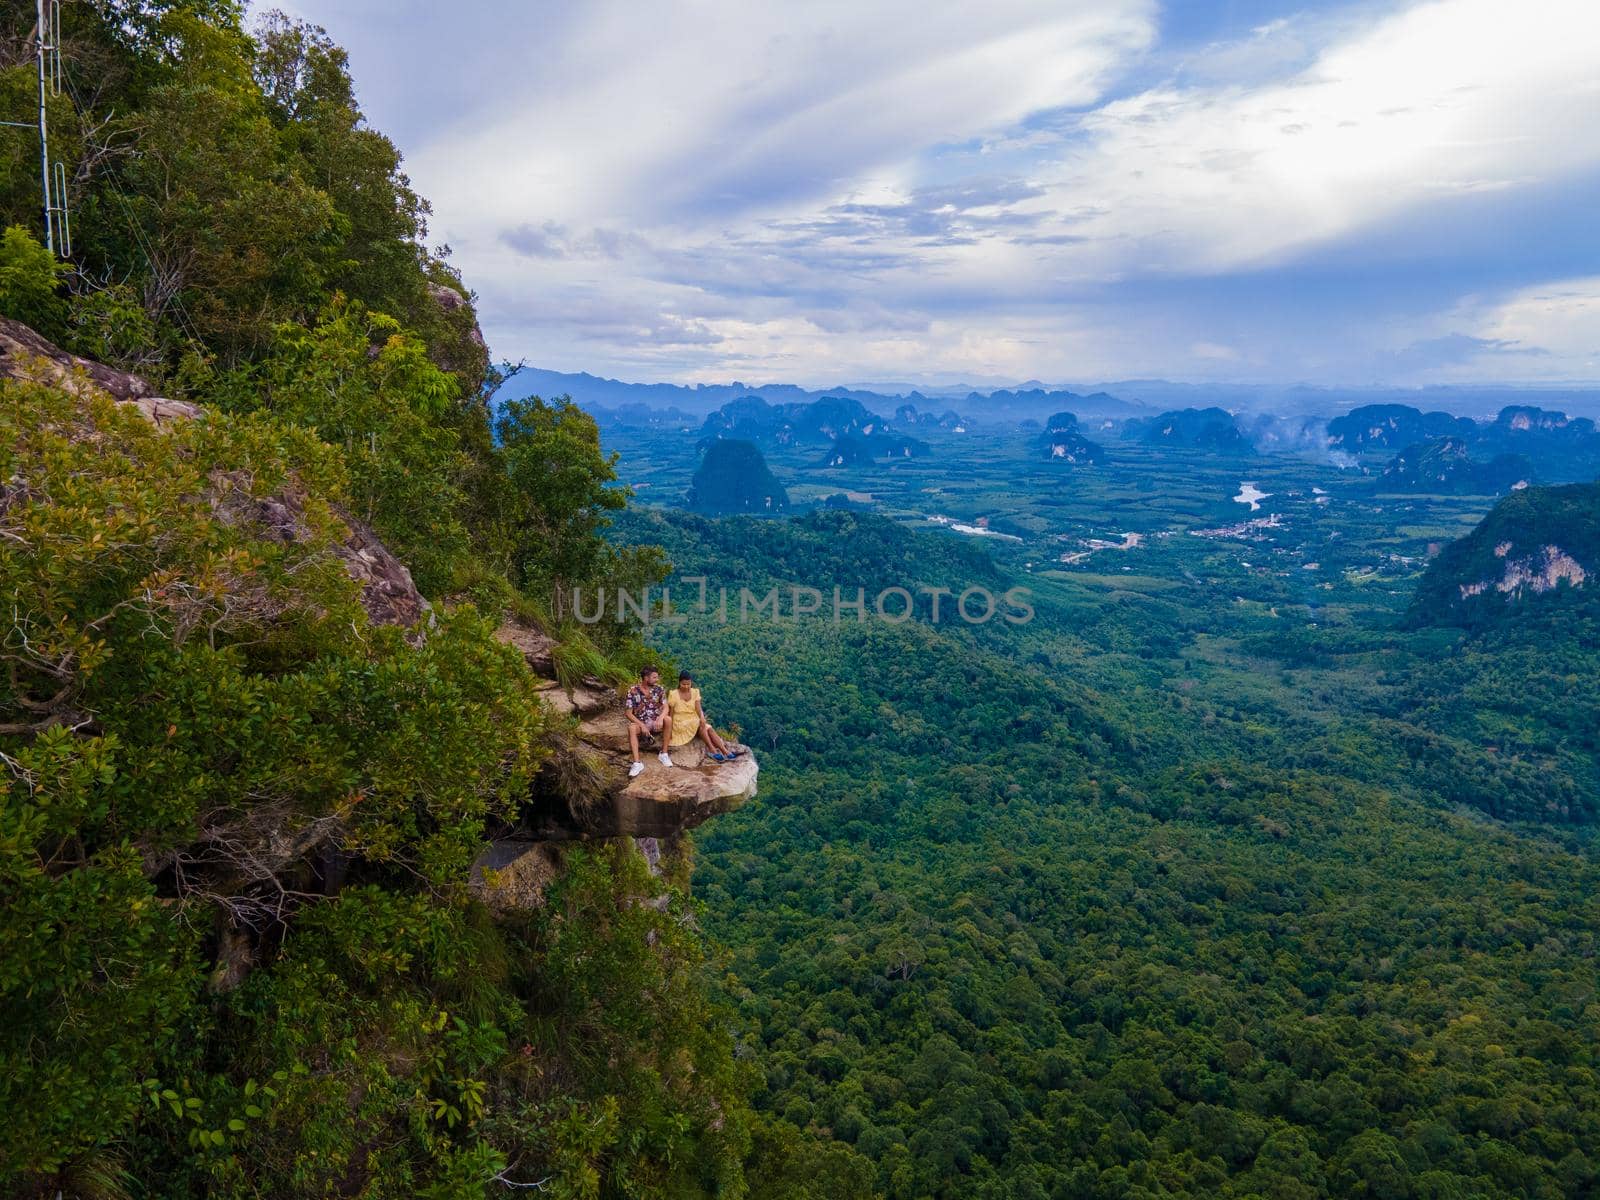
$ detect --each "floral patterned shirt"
[625,682,666,724]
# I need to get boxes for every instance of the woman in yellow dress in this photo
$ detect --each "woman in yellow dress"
[663,671,739,763]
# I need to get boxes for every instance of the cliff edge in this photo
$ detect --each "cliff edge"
[1,315,756,918]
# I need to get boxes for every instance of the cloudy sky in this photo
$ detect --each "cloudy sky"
[278,0,1600,388]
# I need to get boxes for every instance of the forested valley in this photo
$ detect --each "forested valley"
[623,503,1599,1200]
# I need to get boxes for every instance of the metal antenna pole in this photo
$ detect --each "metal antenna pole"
[36,0,53,252]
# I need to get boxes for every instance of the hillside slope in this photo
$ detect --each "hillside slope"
[1,322,776,1196]
[1410,481,1598,626]
[0,2,821,1192]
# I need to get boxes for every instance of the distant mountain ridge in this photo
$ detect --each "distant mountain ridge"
[513,369,1600,481]
[497,368,1151,421]
[498,367,1600,422]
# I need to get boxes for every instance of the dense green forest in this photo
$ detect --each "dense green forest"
[627,507,1600,1199]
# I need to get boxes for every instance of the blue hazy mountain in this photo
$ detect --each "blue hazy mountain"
[501,368,1600,429]
[496,368,1153,423]
[1378,437,1534,495]
[684,439,790,514]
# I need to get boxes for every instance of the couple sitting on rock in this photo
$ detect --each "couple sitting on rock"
[625,666,742,778]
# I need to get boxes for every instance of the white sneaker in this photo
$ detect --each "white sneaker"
[629,761,644,778]
[657,751,673,768]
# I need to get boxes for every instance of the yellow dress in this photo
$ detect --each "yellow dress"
[666,686,701,747]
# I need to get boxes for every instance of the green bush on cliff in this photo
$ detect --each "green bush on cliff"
[0,377,523,1179]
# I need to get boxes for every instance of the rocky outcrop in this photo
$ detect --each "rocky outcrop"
[423,280,491,385]
[476,622,758,909]
[0,315,178,409]
[1,316,429,633]
[492,623,758,840]
[470,840,564,910]
[337,515,431,628]
[426,281,486,350]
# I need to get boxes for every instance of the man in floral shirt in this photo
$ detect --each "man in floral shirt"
[625,666,673,776]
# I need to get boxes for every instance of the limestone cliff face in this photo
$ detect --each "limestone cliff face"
[1,316,755,915]
[1409,481,1599,626]
[1455,544,1586,599]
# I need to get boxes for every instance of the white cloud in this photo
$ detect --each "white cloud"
[287,0,1600,383]
[983,0,1600,279]
[1381,275,1600,382]
[406,0,1159,378]
[410,1,1155,232]
[1467,276,1600,377]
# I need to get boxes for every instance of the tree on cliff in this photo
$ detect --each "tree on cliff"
[0,1,483,387]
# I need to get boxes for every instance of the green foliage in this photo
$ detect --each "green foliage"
[237,301,471,593]
[0,363,775,1195]
[613,506,1005,624]
[0,376,527,1178]
[0,2,474,384]
[65,280,164,374]
[1,6,780,1198]
[497,395,630,599]
[18,1,1600,1197]
[0,225,66,338]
